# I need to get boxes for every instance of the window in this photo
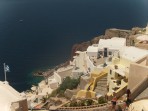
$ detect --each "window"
[104,48,108,57]
[109,51,112,55]
[118,74,121,77]
[110,70,112,74]
[99,51,103,55]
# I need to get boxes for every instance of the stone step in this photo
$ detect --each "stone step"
[97,83,107,86]
[97,78,107,82]
[95,85,107,89]
[97,81,107,84]
[95,86,107,89]
[95,88,107,92]
[95,87,107,91]
[98,81,106,83]
[99,77,107,80]
[96,82,107,85]
[94,76,108,96]
[97,78,107,81]
[95,90,107,96]
[97,80,107,83]
[98,76,107,79]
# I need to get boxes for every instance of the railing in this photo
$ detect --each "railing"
[58,103,109,110]
[107,82,127,100]
[90,71,107,91]
[58,101,125,111]
[28,109,48,111]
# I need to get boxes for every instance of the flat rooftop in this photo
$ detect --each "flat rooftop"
[120,46,148,62]
[110,64,129,77]
[98,37,126,50]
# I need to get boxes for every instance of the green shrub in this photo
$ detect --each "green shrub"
[70,100,78,107]
[49,89,58,97]
[98,96,107,104]
[41,97,46,103]
[58,77,80,94]
[57,90,65,97]
[50,77,80,97]
[84,99,93,106]
[65,99,96,107]
[55,100,62,106]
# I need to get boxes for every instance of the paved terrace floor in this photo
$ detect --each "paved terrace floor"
[58,68,73,80]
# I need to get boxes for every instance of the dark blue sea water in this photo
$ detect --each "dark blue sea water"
[0,0,148,92]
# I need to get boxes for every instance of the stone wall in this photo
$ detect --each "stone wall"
[131,77,148,100]
[128,63,148,91]
[11,99,28,111]
[79,76,90,90]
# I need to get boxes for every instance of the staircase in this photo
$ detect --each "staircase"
[94,76,107,96]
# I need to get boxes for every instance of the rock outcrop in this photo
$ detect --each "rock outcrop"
[90,35,104,44]
[71,28,133,58]
[71,26,147,58]
[71,41,91,57]
[131,27,144,35]
[104,28,132,39]
[64,89,79,99]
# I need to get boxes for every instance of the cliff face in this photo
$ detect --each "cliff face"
[71,41,91,57]
[71,28,133,57]
[104,28,132,39]
[131,27,144,35]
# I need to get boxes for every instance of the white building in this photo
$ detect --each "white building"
[107,46,148,96]
[72,50,103,75]
[0,81,28,111]
[76,37,126,75]
[87,44,99,57]
[72,51,88,77]
[87,37,126,58]
[98,37,126,57]
[119,46,148,67]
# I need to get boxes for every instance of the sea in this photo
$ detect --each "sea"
[0,0,148,92]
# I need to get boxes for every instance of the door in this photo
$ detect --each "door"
[104,48,108,57]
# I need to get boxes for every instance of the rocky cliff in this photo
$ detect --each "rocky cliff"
[71,28,135,57]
